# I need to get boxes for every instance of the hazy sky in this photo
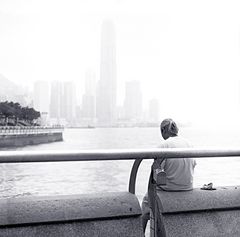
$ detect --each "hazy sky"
[1,0,240,126]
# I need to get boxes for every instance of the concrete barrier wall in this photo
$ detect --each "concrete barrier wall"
[0,132,63,147]
[0,192,144,237]
[154,186,240,237]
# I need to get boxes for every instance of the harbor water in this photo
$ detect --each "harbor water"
[1,127,240,201]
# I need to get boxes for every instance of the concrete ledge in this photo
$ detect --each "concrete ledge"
[0,192,141,226]
[163,210,240,237]
[0,192,143,237]
[0,217,143,237]
[155,186,240,237]
[156,186,240,213]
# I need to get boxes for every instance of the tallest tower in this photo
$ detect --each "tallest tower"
[96,20,117,126]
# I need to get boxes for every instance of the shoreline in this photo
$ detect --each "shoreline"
[0,126,64,148]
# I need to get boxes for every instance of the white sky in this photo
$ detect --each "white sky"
[1,0,240,126]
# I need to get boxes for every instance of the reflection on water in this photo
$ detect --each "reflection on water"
[1,127,240,200]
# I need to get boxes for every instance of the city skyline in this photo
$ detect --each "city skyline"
[31,20,159,126]
[32,77,159,126]
[1,1,240,126]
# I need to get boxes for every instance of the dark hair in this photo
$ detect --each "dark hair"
[160,118,179,136]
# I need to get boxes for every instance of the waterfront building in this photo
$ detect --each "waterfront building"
[148,98,159,123]
[49,81,62,122]
[75,105,81,120]
[82,70,96,123]
[124,80,143,121]
[96,20,117,127]
[40,112,48,126]
[62,81,77,124]
[33,81,50,114]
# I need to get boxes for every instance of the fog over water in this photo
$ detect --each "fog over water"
[1,127,240,200]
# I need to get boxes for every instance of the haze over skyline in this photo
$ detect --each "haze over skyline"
[1,0,240,126]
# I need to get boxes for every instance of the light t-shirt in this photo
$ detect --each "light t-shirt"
[158,136,196,191]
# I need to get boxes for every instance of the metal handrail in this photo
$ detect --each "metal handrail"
[1,148,240,163]
[0,148,240,194]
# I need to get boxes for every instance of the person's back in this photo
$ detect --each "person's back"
[158,136,196,191]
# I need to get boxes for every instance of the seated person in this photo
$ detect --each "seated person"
[141,118,196,233]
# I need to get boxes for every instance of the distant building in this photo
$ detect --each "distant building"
[62,81,76,124]
[0,73,28,105]
[82,95,95,117]
[40,112,48,126]
[75,105,82,119]
[116,105,124,121]
[96,20,117,126]
[49,81,62,121]
[148,98,159,122]
[33,81,50,114]
[124,80,143,121]
[82,70,96,122]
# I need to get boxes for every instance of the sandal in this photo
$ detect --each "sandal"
[201,182,216,190]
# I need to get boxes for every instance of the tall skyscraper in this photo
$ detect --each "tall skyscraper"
[96,20,117,126]
[124,80,143,121]
[49,81,62,120]
[33,81,50,114]
[82,70,96,120]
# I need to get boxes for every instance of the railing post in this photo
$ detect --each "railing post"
[129,159,143,194]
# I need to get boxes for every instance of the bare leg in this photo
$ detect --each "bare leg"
[142,212,150,234]
[141,194,150,235]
